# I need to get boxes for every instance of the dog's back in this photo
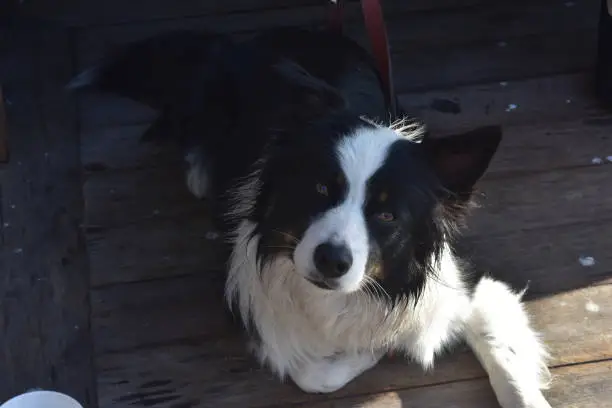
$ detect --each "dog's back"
[70,27,392,124]
[248,27,390,121]
[70,27,393,198]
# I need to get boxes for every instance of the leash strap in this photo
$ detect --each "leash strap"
[328,0,344,35]
[328,0,397,116]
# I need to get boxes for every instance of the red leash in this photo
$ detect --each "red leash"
[328,0,397,116]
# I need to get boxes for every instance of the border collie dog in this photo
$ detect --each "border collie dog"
[71,27,551,408]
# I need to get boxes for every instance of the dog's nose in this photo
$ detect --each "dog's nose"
[314,242,353,278]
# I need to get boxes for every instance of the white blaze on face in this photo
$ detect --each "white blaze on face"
[293,126,401,293]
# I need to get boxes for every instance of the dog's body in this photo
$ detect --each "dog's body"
[71,27,552,407]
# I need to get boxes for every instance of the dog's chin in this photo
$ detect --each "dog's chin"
[304,276,337,291]
[300,272,364,294]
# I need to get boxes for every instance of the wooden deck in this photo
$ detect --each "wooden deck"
[2,0,612,406]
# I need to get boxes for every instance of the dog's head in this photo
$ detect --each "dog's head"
[247,113,502,299]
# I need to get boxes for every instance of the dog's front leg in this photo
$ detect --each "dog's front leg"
[462,277,552,408]
[289,352,382,394]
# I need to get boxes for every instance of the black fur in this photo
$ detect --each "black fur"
[71,27,501,303]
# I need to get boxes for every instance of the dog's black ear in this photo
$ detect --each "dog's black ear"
[422,126,502,197]
[273,60,347,121]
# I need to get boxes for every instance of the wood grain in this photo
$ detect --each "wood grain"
[87,215,225,286]
[0,22,97,406]
[399,75,606,135]
[392,29,597,92]
[83,164,198,228]
[93,285,612,406]
[301,360,612,408]
[0,86,8,162]
[470,165,612,236]
[462,220,612,295]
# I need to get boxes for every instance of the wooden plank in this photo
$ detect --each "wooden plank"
[83,165,199,228]
[400,73,606,135]
[87,215,226,286]
[300,361,612,408]
[91,223,612,348]
[489,118,612,176]
[0,21,97,405]
[92,273,232,352]
[392,29,597,92]
[462,220,612,295]
[0,86,8,162]
[470,165,612,235]
[381,0,599,50]
[93,285,612,406]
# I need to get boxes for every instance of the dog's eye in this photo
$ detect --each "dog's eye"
[375,212,395,222]
[316,183,329,196]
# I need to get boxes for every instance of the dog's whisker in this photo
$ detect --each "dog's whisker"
[363,275,391,301]
[263,245,297,251]
[271,229,300,244]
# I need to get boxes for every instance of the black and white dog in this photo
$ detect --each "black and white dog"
[71,27,551,408]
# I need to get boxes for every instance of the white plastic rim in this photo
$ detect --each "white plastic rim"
[1,391,83,408]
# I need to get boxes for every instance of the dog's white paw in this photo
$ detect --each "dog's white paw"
[525,394,552,408]
[291,353,380,394]
[498,395,552,408]
[493,383,552,408]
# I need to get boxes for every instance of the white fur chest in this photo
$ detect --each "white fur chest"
[225,221,470,376]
